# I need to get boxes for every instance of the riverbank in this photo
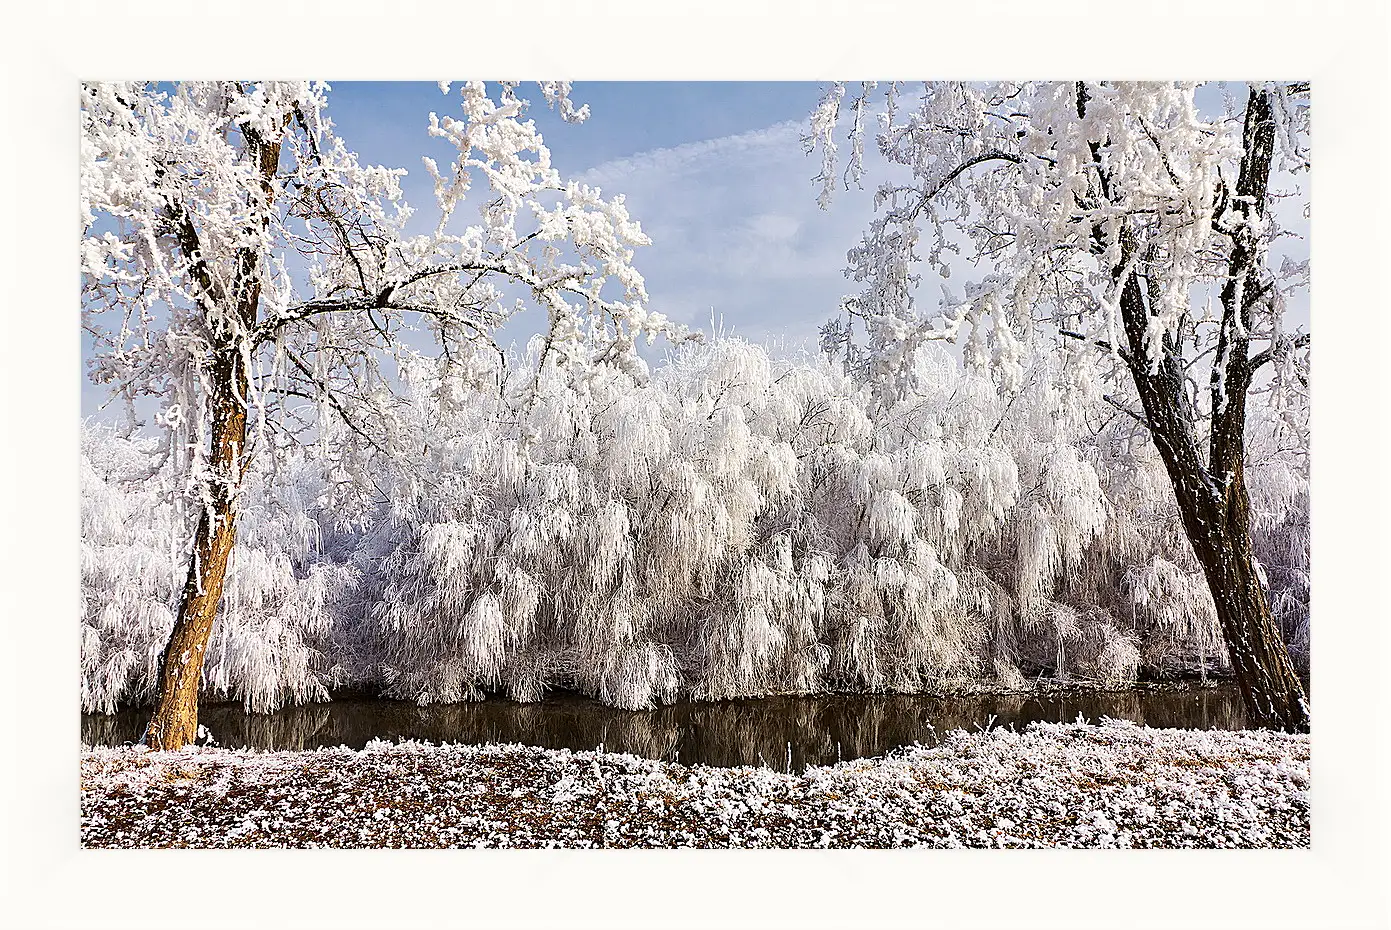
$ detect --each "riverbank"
[82,719,1307,848]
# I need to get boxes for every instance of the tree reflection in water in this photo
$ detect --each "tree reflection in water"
[83,686,1247,771]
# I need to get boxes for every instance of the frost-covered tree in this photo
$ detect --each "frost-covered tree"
[81,333,1308,713]
[807,81,1311,730]
[81,81,681,748]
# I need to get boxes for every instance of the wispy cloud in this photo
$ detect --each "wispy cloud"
[579,120,805,190]
[575,120,880,355]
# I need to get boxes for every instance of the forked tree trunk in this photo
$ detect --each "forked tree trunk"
[1074,81,1309,732]
[1110,85,1309,733]
[1121,283,1310,732]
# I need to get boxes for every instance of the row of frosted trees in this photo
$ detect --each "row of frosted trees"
[82,334,1308,714]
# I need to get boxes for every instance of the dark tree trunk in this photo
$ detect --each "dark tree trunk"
[1107,84,1309,732]
[142,118,283,749]
[1130,343,1309,731]
[1187,472,1309,732]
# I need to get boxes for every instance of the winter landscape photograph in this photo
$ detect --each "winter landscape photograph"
[2,2,1383,927]
[78,75,1314,848]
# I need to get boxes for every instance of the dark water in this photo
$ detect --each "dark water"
[82,685,1248,772]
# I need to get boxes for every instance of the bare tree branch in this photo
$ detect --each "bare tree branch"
[1249,332,1310,370]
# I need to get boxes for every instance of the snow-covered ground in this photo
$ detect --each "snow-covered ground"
[81,719,1308,849]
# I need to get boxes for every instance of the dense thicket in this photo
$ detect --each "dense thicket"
[82,335,1308,714]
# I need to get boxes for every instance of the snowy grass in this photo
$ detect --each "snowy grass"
[81,719,1307,849]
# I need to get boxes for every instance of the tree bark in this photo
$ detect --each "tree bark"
[1118,275,1309,732]
[142,112,282,749]
[1187,471,1310,732]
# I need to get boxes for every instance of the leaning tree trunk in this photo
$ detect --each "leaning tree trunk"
[1120,270,1310,732]
[142,117,283,750]
[1200,86,1310,732]
[1133,352,1309,730]
[142,350,248,749]
[1185,465,1309,732]
[1084,81,1301,733]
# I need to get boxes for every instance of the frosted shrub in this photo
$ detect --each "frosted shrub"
[1246,444,1310,673]
[82,335,1308,712]
[352,338,1167,705]
[81,427,183,714]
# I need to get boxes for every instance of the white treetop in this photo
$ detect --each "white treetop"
[81,81,685,504]
[806,80,1309,448]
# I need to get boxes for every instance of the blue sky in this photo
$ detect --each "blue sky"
[327,81,879,352]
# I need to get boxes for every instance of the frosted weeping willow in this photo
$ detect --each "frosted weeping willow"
[82,335,1308,713]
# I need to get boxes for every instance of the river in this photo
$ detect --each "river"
[83,684,1249,772]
